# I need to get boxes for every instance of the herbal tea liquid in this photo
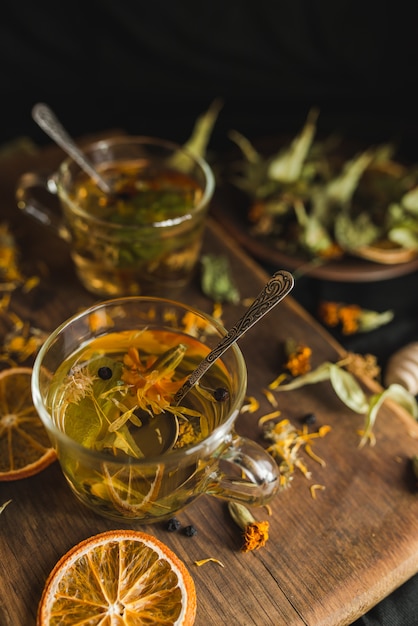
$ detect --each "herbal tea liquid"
[47,329,233,520]
[63,162,205,296]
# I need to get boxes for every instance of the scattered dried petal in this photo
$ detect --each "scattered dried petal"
[194,558,225,567]
[309,484,326,499]
[268,373,288,390]
[240,396,260,414]
[305,443,327,467]
[263,418,331,488]
[357,429,377,447]
[0,500,12,515]
[263,504,272,516]
[262,388,278,407]
[258,410,282,426]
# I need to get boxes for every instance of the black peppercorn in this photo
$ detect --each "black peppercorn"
[302,412,316,425]
[183,525,197,537]
[98,366,113,380]
[166,517,181,532]
[213,387,229,402]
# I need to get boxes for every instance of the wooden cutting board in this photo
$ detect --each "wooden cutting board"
[1,138,418,626]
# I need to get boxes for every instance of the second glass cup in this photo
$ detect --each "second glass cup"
[16,136,215,297]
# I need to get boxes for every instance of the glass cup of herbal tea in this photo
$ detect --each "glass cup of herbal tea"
[32,297,279,523]
[16,136,214,297]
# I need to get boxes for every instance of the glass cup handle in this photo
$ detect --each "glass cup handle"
[207,432,280,505]
[16,171,71,242]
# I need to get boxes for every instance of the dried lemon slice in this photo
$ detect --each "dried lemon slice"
[37,530,197,625]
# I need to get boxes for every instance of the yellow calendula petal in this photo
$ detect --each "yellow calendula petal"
[212,302,223,322]
[240,396,259,413]
[310,484,326,499]
[357,429,377,447]
[305,443,326,467]
[0,500,12,514]
[268,373,288,390]
[258,410,282,426]
[194,558,225,568]
[262,388,278,407]
[23,275,40,292]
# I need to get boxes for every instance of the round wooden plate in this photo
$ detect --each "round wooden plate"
[210,189,418,283]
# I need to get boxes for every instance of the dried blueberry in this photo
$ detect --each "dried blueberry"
[183,525,197,537]
[213,387,229,402]
[98,366,113,380]
[302,412,316,425]
[166,517,181,532]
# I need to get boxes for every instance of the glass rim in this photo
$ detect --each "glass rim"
[32,296,247,466]
[54,135,215,230]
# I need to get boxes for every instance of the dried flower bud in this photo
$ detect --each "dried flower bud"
[228,502,269,552]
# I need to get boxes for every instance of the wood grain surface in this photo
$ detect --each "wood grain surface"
[1,138,418,626]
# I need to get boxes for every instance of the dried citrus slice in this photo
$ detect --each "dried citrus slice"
[37,530,197,625]
[0,367,56,481]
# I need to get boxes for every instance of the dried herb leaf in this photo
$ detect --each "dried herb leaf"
[267,108,319,183]
[200,254,240,304]
[360,383,418,447]
[182,98,223,160]
[328,363,369,413]
[229,109,418,262]
[274,362,333,391]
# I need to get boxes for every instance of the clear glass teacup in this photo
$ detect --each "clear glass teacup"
[16,136,214,297]
[32,297,280,523]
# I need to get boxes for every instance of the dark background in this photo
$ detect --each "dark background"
[1,2,418,624]
[1,1,418,153]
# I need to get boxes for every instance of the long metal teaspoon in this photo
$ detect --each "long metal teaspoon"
[174,269,294,405]
[133,271,294,455]
[31,103,113,195]
[132,270,293,455]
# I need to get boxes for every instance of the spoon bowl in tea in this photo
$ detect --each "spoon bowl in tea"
[136,269,294,453]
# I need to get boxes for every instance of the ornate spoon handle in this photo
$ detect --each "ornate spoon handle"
[32,103,112,195]
[174,269,294,404]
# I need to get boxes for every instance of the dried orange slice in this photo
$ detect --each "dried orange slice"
[0,367,56,481]
[37,530,197,625]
